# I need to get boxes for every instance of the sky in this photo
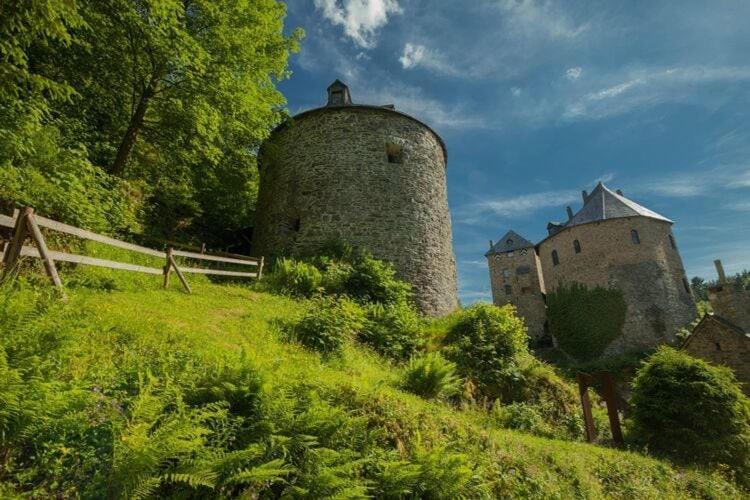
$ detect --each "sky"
[277,0,750,304]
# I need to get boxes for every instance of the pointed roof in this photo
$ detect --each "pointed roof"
[566,182,672,228]
[683,314,749,351]
[486,230,534,256]
[327,79,348,90]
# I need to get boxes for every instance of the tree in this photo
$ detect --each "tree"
[690,276,708,301]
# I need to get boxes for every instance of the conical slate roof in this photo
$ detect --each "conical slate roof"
[486,230,534,256]
[567,182,672,227]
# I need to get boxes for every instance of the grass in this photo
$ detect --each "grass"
[0,252,745,498]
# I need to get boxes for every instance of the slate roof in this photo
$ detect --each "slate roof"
[486,230,534,256]
[567,182,671,228]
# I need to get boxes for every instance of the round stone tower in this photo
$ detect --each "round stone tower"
[253,80,458,316]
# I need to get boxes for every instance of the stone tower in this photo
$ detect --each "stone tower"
[537,182,696,355]
[253,80,458,316]
[486,230,547,340]
[708,259,750,332]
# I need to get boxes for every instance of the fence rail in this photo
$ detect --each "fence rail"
[0,207,263,295]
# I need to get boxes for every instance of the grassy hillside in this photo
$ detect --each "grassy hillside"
[0,259,744,498]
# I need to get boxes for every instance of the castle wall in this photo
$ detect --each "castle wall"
[684,317,750,395]
[254,107,458,316]
[487,249,547,340]
[537,217,696,355]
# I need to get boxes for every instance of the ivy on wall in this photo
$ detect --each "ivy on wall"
[546,282,627,361]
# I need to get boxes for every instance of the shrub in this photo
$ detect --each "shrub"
[442,303,528,401]
[630,347,750,476]
[294,297,366,355]
[492,402,555,437]
[360,303,425,361]
[340,255,413,306]
[402,353,460,400]
[546,282,627,361]
[267,258,323,298]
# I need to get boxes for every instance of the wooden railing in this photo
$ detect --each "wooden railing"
[0,207,263,296]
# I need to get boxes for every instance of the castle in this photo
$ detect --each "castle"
[487,182,696,357]
[253,81,458,316]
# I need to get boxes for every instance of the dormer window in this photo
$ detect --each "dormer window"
[386,143,403,164]
[330,90,344,105]
[507,238,514,246]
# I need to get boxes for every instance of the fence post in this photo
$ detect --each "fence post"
[598,371,624,446]
[258,256,264,279]
[168,251,191,294]
[577,372,597,443]
[25,210,64,293]
[2,207,30,275]
[163,246,173,288]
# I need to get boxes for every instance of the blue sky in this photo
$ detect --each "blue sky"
[278,0,750,304]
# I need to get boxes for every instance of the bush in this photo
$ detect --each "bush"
[267,258,323,298]
[294,297,366,355]
[360,303,425,361]
[442,304,528,401]
[630,347,750,477]
[402,353,460,400]
[492,402,555,437]
[546,282,627,361]
[339,254,413,306]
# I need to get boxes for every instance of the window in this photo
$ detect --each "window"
[669,234,676,249]
[292,218,301,232]
[551,250,560,266]
[330,90,344,105]
[506,238,514,246]
[502,268,510,280]
[631,229,640,244]
[386,143,403,164]
[715,342,722,351]
[573,239,581,254]
[504,285,512,295]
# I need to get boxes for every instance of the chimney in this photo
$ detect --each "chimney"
[581,190,588,203]
[707,259,750,332]
[489,240,494,250]
[715,259,727,283]
[616,189,623,196]
[566,206,574,220]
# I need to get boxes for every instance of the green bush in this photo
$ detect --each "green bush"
[402,353,460,400]
[442,303,528,401]
[492,402,555,437]
[339,254,413,306]
[360,302,425,361]
[630,347,750,478]
[293,296,366,355]
[267,258,323,298]
[546,282,627,361]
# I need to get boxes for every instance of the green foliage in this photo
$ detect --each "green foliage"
[442,303,529,401]
[546,282,627,361]
[1,0,302,246]
[267,257,323,298]
[293,296,366,355]
[0,275,743,497]
[338,254,413,306]
[630,347,750,480]
[402,353,460,400]
[360,302,425,361]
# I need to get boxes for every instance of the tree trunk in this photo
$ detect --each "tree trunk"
[111,78,158,177]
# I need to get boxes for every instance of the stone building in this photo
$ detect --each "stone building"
[486,230,547,340]
[487,182,696,356]
[253,80,458,316]
[684,260,750,394]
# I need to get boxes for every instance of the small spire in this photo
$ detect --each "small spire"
[581,190,588,203]
[566,206,574,220]
[714,259,727,283]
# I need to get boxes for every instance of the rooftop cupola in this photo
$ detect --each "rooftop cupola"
[327,79,352,106]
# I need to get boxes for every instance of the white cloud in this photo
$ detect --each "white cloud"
[456,189,579,225]
[314,0,402,49]
[498,0,589,39]
[564,66,750,120]
[511,87,522,96]
[398,43,459,76]
[641,165,750,198]
[460,259,488,267]
[565,67,582,80]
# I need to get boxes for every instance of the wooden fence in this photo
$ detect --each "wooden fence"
[0,207,263,296]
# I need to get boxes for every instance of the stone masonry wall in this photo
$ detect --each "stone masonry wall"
[708,283,750,332]
[254,107,459,316]
[487,249,547,340]
[684,318,750,395]
[537,217,696,355]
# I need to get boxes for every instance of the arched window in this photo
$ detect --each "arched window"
[573,239,581,254]
[669,234,676,249]
[631,229,640,244]
[506,238,514,246]
[551,250,560,266]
